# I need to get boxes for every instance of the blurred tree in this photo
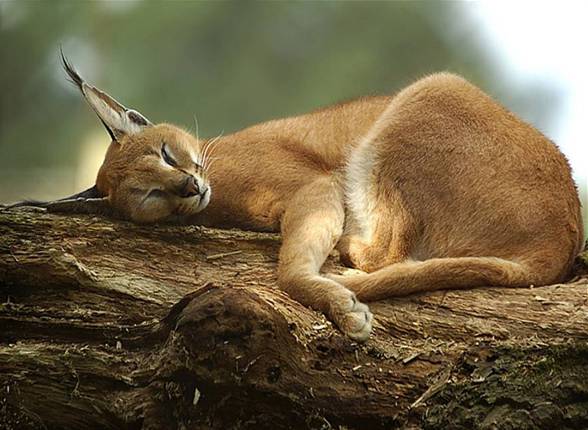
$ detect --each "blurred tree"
[0,0,561,202]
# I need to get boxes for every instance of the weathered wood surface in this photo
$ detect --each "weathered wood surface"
[0,209,587,429]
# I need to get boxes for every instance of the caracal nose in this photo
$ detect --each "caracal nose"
[181,176,200,198]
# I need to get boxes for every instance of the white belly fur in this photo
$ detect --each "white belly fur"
[343,100,397,243]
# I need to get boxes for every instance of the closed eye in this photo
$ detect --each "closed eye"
[138,188,167,204]
[161,143,177,167]
[146,189,167,199]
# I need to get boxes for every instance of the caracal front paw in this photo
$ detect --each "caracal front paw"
[329,289,373,342]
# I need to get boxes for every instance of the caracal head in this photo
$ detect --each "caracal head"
[61,53,211,223]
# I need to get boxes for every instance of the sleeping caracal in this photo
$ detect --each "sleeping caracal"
[8,55,583,341]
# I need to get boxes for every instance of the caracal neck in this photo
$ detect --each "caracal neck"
[194,95,391,230]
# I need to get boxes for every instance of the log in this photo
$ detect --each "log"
[0,208,587,429]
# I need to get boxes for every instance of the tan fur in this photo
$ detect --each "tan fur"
[75,72,585,341]
[96,125,211,223]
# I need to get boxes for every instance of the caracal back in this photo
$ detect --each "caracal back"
[335,73,583,300]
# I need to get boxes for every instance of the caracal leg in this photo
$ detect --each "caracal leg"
[278,175,373,341]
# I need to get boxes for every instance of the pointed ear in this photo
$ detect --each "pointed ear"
[61,50,152,142]
[4,185,118,218]
[45,196,116,218]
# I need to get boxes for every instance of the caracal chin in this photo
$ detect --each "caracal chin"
[11,53,583,341]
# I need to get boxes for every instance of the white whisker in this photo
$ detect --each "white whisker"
[203,156,220,167]
[201,136,215,164]
[205,158,219,172]
[193,114,200,141]
[208,133,224,156]
[192,114,205,166]
[202,132,224,170]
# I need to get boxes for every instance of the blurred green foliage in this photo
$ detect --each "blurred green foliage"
[0,0,564,202]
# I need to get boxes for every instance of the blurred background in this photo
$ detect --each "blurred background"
[0,1,585,234]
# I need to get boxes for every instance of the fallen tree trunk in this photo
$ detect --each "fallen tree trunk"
[0,209,587,429]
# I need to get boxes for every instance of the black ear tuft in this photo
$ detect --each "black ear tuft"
[4,185,104,209]
[60,47,84,91]
[58,48,152,141]
[3,185,116,217]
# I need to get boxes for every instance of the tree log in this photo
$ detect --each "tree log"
[1,209,587,429]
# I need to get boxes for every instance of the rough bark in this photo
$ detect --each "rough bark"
[0,209,587,430]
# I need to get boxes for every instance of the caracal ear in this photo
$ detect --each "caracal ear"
[3,185,117,218]
[60,49,152,142]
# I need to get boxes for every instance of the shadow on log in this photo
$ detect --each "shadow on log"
[1,209,587,429]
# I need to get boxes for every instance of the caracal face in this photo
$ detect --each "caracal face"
[57,53,211,223]
[97,124,211,223]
